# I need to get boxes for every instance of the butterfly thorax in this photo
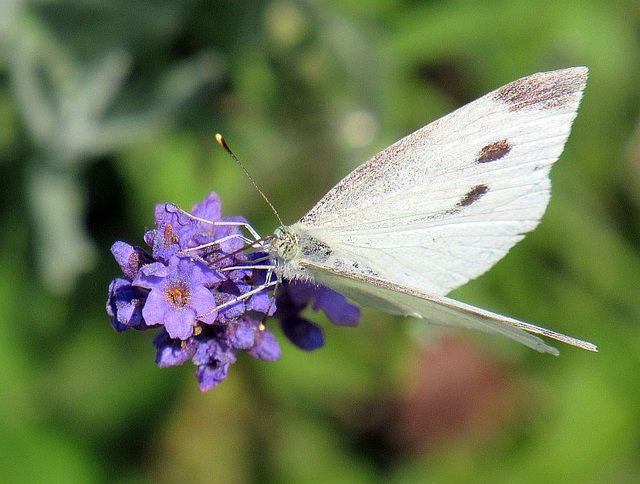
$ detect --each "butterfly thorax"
[270,225,335,282]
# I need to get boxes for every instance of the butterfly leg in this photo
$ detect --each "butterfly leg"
[209,279,278,313]
[173,206,263,242]
[179,233,257,255]
[260,275,280,330]
[218,265,274,272]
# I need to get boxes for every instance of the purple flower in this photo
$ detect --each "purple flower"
[274,280,361,350]
[106,278,150,332]
[144,203,199,262]
[107,191,358,392]
[134,256,223,340]
[221,317,281,360]
[154,330,197,367]
[224,318,256,349]
[153,318,282,391]
[111,242,152,279]
[205,216,248,256]
[249,327,282,361]
[195,364,230,392]
[281,316,325,351]
[286,280,360,327]
[193,338,237,391]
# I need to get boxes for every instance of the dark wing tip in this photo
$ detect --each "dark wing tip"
[494,66,588,112]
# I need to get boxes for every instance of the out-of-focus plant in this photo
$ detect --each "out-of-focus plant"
[6,8,223,293]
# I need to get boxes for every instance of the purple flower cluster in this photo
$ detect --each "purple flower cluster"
[107,192,360,391]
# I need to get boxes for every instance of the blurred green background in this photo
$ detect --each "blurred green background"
[2,0,640,482]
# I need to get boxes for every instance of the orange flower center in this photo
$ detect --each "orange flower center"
[165,283,190,308]
[163,224,180,247]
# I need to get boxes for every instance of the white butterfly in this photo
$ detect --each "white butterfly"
[218,67,597,355]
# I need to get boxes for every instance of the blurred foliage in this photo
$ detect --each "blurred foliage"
[1,0,640,482]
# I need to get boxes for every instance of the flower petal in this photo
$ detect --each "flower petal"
[196,363,230,392]
[184,258,223,287]
[191,192,222,222]
[247,291,275,315]
[249,327,282,361]
[280,317,325,351]
[111,242,143,279]
[107,278,149,331]
[286,280,317,306]
[226,319,256,350]
[164,308,196,340]
[190,286,218,325]
[133,261,169,289]
[313,288,360,327]
[154,331,197,367]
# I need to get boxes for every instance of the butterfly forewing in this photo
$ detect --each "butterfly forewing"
[291,67,588,296]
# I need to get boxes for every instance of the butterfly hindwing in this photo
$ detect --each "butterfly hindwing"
[300,261,597,354]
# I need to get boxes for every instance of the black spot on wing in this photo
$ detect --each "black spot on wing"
[494,68,587,112]
[477,139,512,163]
[458,184,489,207]
[408,184,490,223]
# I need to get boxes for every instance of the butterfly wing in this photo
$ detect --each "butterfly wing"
[300,261,597,355]
[290,67,588,296]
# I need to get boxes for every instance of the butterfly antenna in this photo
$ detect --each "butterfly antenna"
[215,133,285,228]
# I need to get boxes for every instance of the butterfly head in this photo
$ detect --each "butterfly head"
[270,226,307,281]
[272,227,299,261]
